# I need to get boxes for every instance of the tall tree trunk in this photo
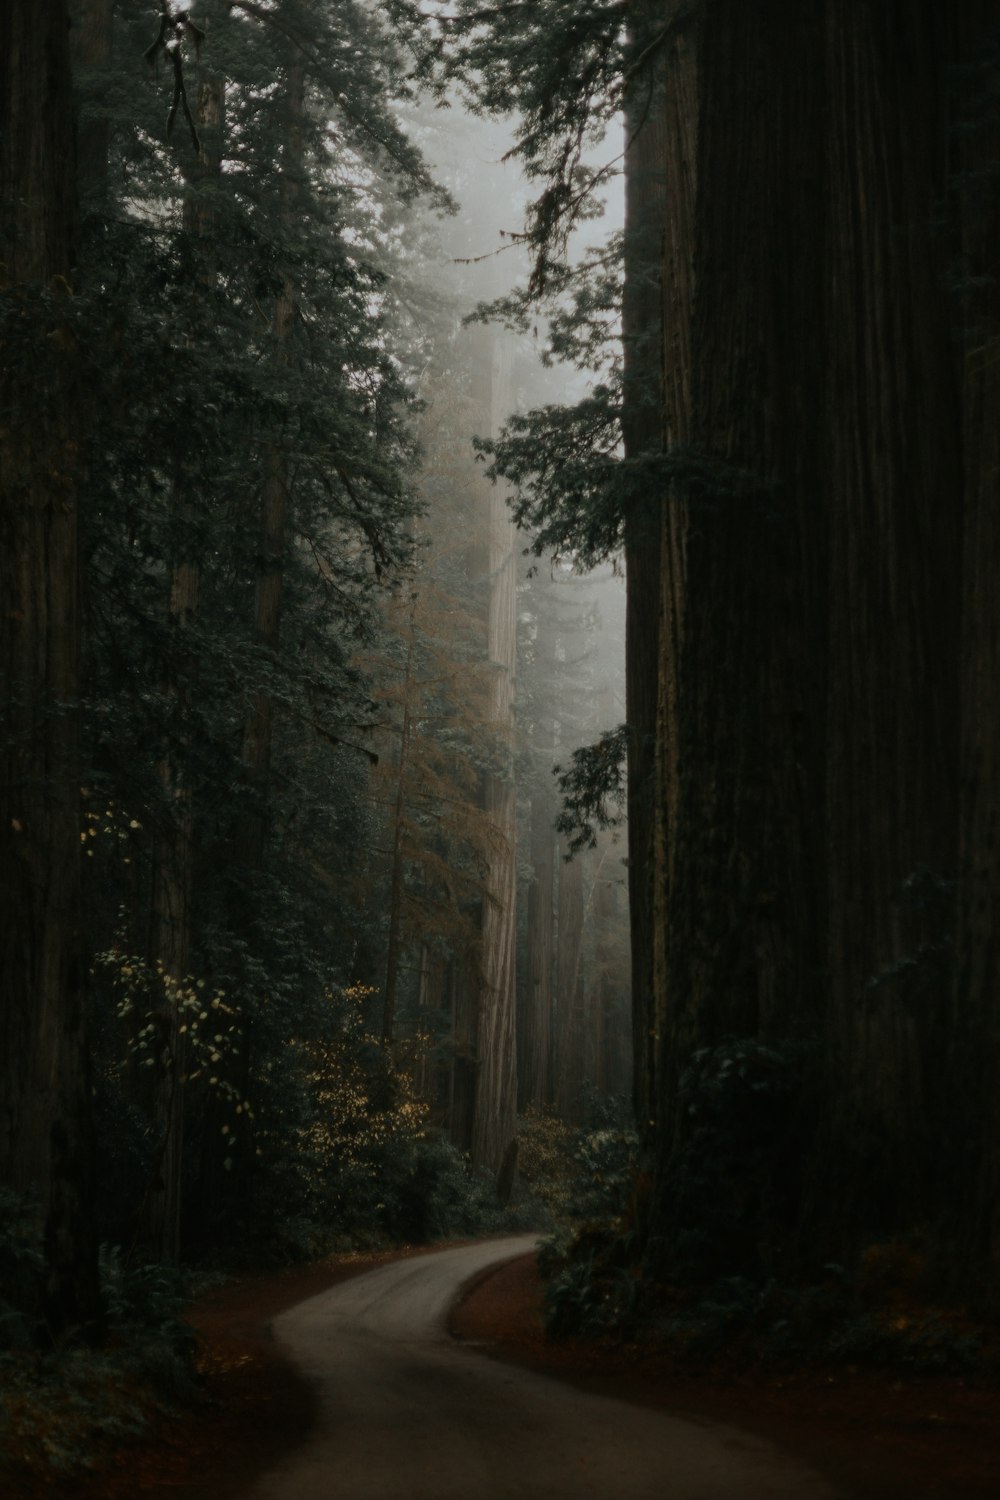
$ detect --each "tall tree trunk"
[71,0,112,207]
[819,0,961,1247]
[634,0,967,1277]
[0,0,98,1336]
[239,47,304,871]
[622,0,670,1157]
[468,328,519,1174]
[553,838,585,1120]
[142,72,225,1261]
[648,0,830,1272]
[593,834,629,1097]
[519,788,556,1106]
[382,597,417,1046]
[195,41,304,1254]
[951,2,1000,1303]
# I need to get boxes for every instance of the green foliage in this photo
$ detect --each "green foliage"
[542,1225,640,1340]
[654,1251,990,1374]
[516,1097,637,1229]
[566,1115,638,1222]
[378,1134,509,1243]
[0,1191,44,1352]
[480,375,774,568]
[68,0,463,1270]
[98,1247,194,1359]
[477,387,624,566]
[421,1,626,291]
[0,1242,198,1484]
[554,723,628,855]
[515,1107,578,1221]
[521,1098,641,1338]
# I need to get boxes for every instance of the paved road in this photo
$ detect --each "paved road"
[248,1236,844,1500]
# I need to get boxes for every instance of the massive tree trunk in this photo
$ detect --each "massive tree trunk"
[951,3,1000,1303]
[71,0,113,207]
[818,0,961,1248]
[621,0,670,1157]
[472,353,519,1171]
[592,833,630,1097]
[0,0,98,1335]
[382,597,417,1047]
[142,71,225,1261]
[632,0,968,1278]
[467,328,519,1174]
[519,788,556,1107]
[553,837,585,1120]
[239,47,304,874]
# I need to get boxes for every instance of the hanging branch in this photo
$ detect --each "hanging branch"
[144,1,207,153]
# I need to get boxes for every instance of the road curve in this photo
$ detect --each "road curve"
[247,1236,844,1500]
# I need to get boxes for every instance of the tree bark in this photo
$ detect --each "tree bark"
[553,838,585,1120]
[819,0,961,1247]
[468,328,519,1174]
[0,0,99,1336]
[622,0,670,1156]
[142,71,225,1262]
[382,597,417,1046]
[633,0,966,1276]
[519,788,556,1106]
[239,48,304,871]
[950,2,1000,1302]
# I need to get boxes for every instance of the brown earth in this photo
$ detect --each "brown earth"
[449,1256,1000,1499]
[18,1244,1000,1499]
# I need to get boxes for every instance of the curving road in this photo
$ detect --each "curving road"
[248,1236,844,1500]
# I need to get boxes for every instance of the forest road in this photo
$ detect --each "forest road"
[247,1236,845,1500]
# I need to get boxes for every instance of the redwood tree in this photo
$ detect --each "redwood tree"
[0,0,98,1335]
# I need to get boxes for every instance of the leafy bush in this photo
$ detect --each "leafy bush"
[650,1240,989,1373]
[516,1094,637,1228]
[542,1224,641,1339]
[514,1106,577,1221]
[379,1133,508,1242]
[0,1241,201,1485]
[528,1097,641,1339]
[0,1190,44,1351]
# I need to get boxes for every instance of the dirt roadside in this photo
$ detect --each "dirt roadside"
[21,1243,1000,1499]
[449,1255,1000,1499]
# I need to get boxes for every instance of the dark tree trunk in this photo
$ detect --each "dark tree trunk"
[470,348,519,1170]
[553,838,585,1119]
[632,0,968,1278]
[622,0,670,1157]
[950,2,1000,1304]
[519,790,556,1107]
[382,600,417,1047]
[70,0,113,207]
[593,836,630,1097]
[818,0,961,1247]
[238,50,304,872]
[142,71,225,1262]
[0,0,99,1337]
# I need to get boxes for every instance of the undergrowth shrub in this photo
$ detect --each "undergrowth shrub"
[528,1095,641,1339]
[653,1244,989,1373]
[0,1221,200,1485]
[514,1106,577,1222]
[0,1189,44,1351]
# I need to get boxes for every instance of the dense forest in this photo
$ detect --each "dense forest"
[3,0,1000,1450]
